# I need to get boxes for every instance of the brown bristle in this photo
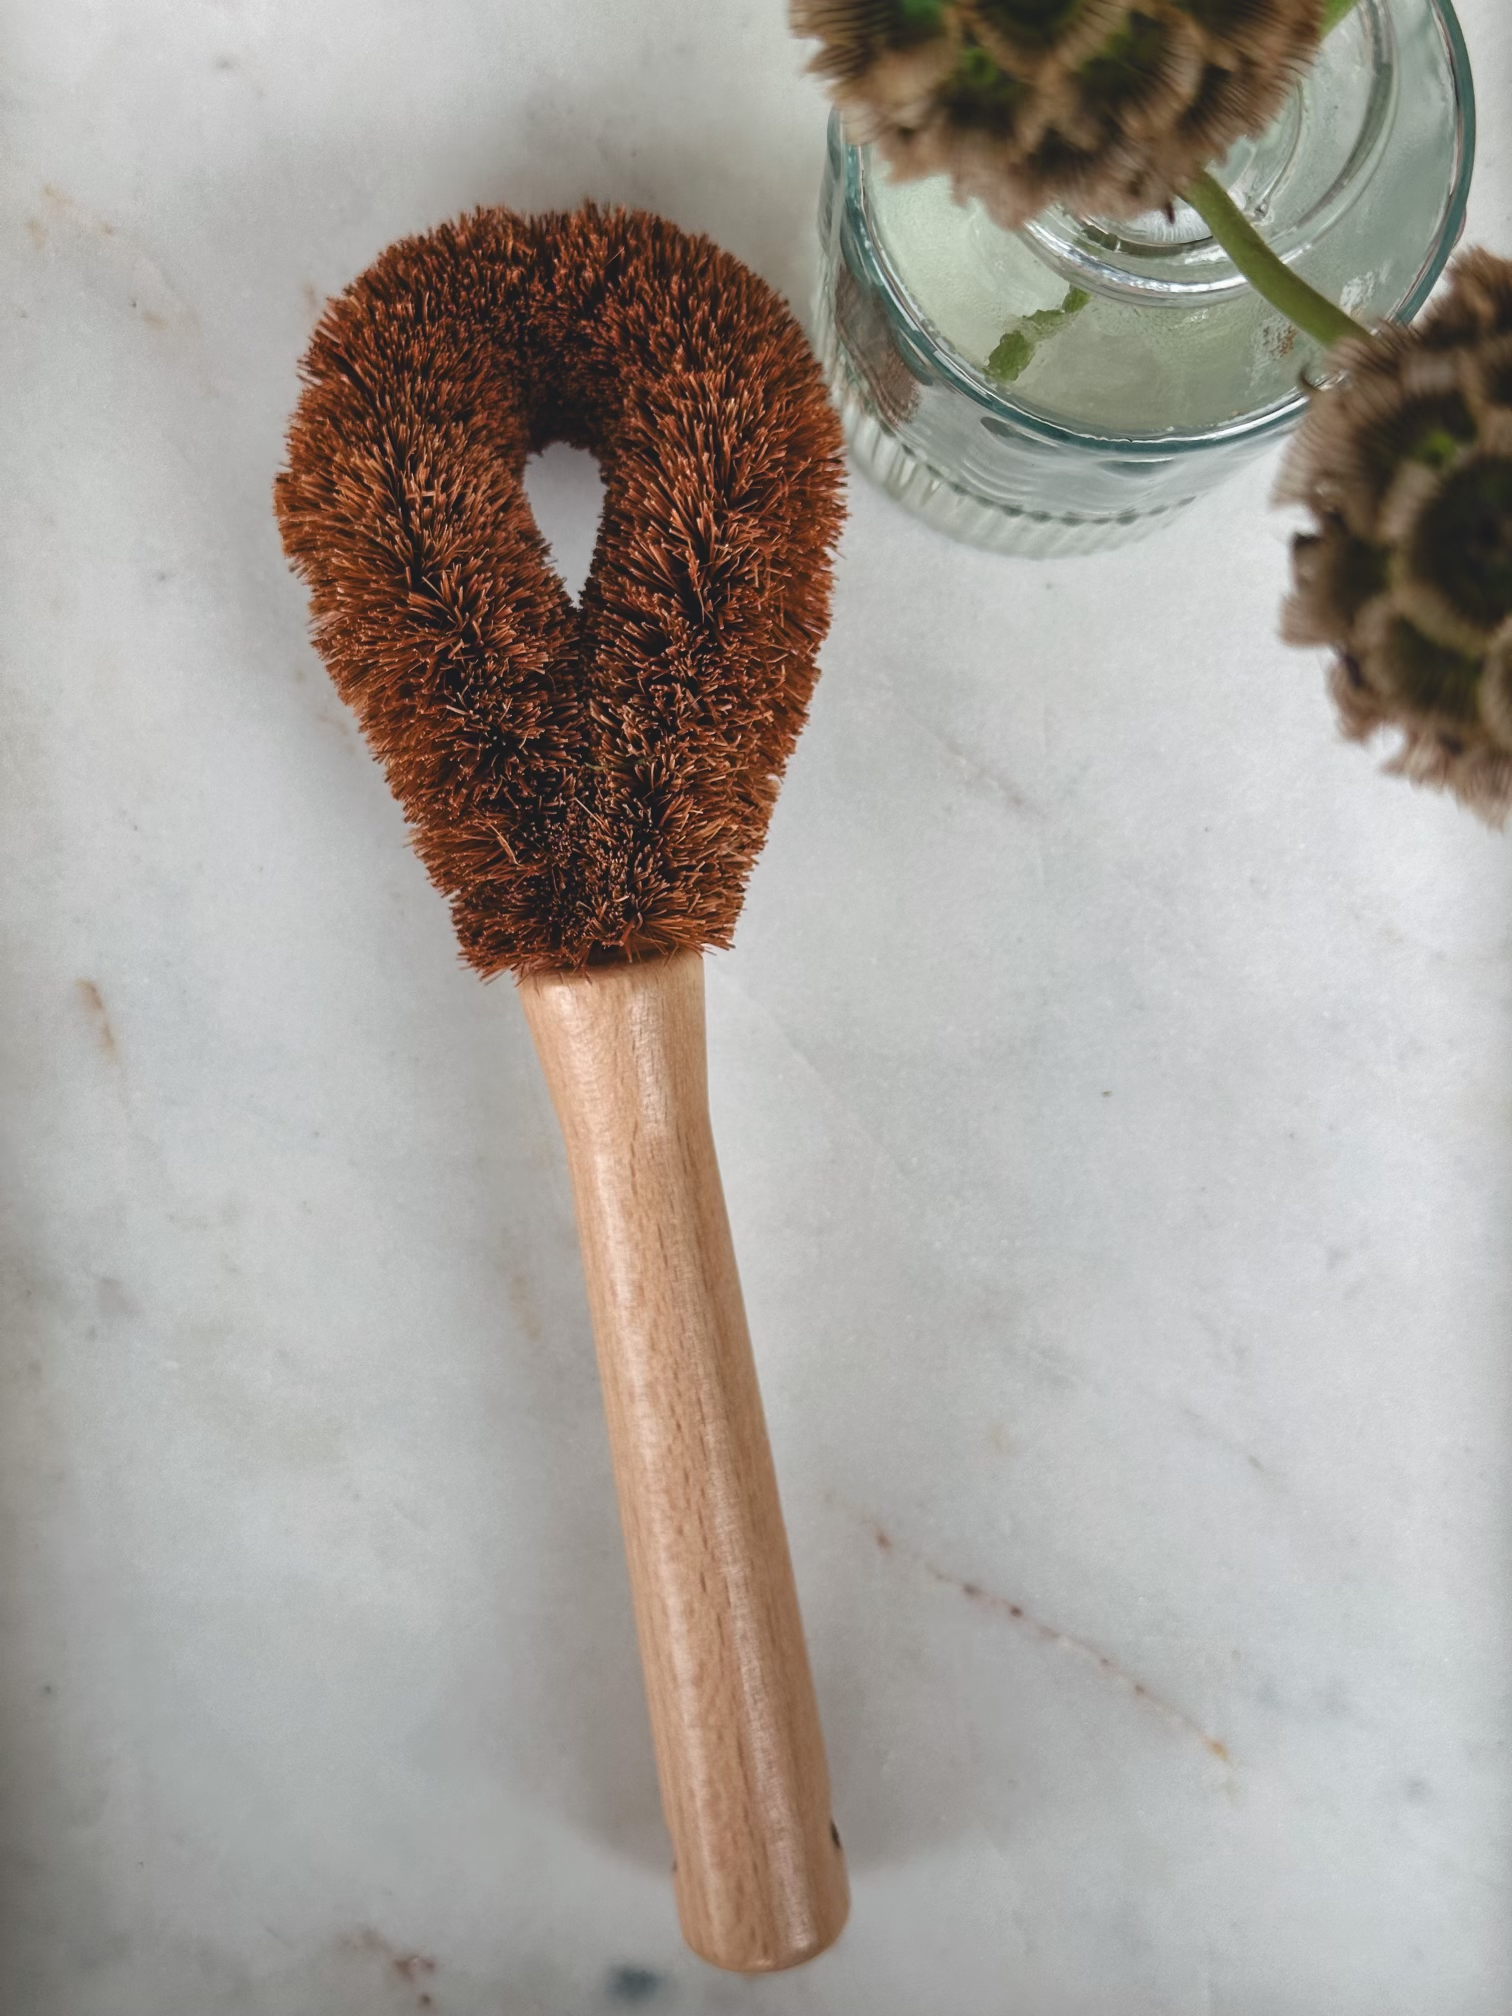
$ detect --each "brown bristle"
[274,205,846,976]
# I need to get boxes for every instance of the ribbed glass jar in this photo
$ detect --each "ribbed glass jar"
[816,0,1475,559]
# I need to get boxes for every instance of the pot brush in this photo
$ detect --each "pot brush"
[274,203,849,1973]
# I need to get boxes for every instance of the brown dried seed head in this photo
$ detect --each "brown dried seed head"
[791,0,1324,227]
[1278,250,1512,824]
[274,205,846,976]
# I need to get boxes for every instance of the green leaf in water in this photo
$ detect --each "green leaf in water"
[986,329,1035,381]
[986,286,1091,383]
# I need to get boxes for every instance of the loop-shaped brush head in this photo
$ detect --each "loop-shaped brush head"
[275,205,846,975]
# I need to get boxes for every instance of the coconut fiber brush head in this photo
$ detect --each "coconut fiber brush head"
[275,202,843,974]
[275,204,848,1974]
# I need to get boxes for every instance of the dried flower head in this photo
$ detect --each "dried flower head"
[791,0,1325,228]
[1278,250,1512,823]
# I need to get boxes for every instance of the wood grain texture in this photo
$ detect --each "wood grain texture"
[517,953,849,1973]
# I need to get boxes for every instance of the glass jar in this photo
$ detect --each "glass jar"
[815,0,1475,559]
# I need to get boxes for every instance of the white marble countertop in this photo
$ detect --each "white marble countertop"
[4,4,1512,2011]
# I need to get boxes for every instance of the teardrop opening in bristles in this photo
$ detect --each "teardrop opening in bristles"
[522,441,607,605]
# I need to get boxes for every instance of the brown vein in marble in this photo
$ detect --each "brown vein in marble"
[76,979,119,1065]
[26,185,207,366]
[340,1929,437,2011]
[851,1504,1231,1765]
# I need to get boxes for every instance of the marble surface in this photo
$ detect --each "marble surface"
[4,3,1512,2010]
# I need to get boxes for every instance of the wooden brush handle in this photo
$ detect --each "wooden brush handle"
[517,953,849,1973]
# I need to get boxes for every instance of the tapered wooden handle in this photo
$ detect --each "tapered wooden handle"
[517,952,849,1973]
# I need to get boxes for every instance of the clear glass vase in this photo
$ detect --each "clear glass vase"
[815,0,1476,559]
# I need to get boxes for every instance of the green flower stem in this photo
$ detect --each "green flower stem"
[1321,0,1363,30]
[1183,171,1372,351]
